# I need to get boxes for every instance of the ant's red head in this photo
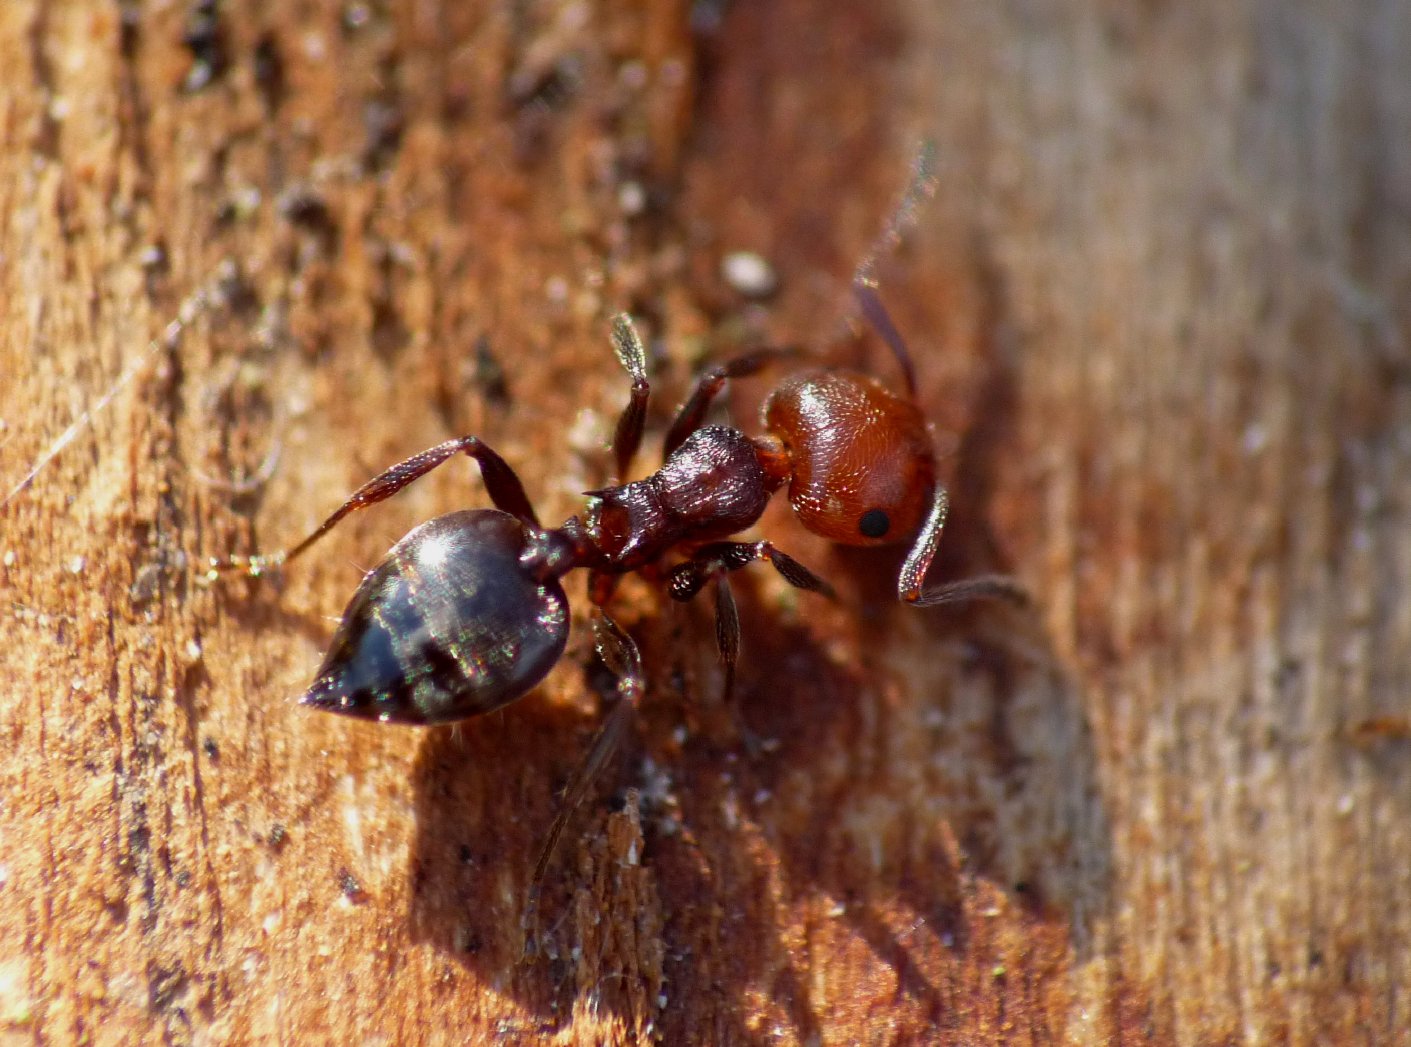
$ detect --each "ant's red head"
[761,369,937,547]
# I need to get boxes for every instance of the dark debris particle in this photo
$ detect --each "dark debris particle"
[212,258,258,315]
[139,242,168,273]
[127,823,152,858]
[181,0,228,92]
[506,59,579,111]
[201,737,219,761]
[267,823,287,848]
[362,96,404,171]
[277,184,335,237]
[147,961,188,1013]
[128,563,164,606]
[174,870,192,888]
[338,869,366,902]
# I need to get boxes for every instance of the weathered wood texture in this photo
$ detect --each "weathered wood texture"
[2,0,1408,1043]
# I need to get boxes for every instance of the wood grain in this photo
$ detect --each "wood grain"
[2,1,1407,1044]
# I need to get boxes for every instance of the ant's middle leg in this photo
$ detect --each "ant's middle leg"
[207,435,537,579]
[666,540,834,703]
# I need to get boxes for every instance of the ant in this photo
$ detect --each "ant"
[209,159,1021,954]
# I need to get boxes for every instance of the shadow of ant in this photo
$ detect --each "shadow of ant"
[402,518,1109,1045]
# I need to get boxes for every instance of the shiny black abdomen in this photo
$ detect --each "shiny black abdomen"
[302,509,570,724]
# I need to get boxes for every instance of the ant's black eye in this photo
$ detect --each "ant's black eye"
[859,508,891,538]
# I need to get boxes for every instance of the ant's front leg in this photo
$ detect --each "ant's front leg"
[898,485,1027,606]
[523,601,644,960]
[206,435,538,580]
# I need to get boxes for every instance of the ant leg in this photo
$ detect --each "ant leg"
[522,607,644,960]
[713,574,740,704]
[608,314,651,482]
[208,435,537,579]
[898,486,1027,606]
[666,542,826,754]
[662,349,795,460]
[667,540,835,604]
[667,540,835,705]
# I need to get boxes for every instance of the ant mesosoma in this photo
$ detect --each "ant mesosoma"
[210,185,1021,955]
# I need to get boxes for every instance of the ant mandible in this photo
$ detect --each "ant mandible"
[210,158,1020,952]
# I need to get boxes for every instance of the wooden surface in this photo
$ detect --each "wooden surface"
[2,1,1408,1043]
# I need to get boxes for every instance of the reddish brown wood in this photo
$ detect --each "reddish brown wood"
[2,1,1408,1044]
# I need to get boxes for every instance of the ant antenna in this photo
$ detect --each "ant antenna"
[852,140,940,399]
[2,259,242,508]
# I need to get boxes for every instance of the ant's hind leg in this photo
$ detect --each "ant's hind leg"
[898,485,1027,606]
[522,607,645,960]
[206,435,537,580]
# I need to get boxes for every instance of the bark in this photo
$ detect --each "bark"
[2,1,1408,1044]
